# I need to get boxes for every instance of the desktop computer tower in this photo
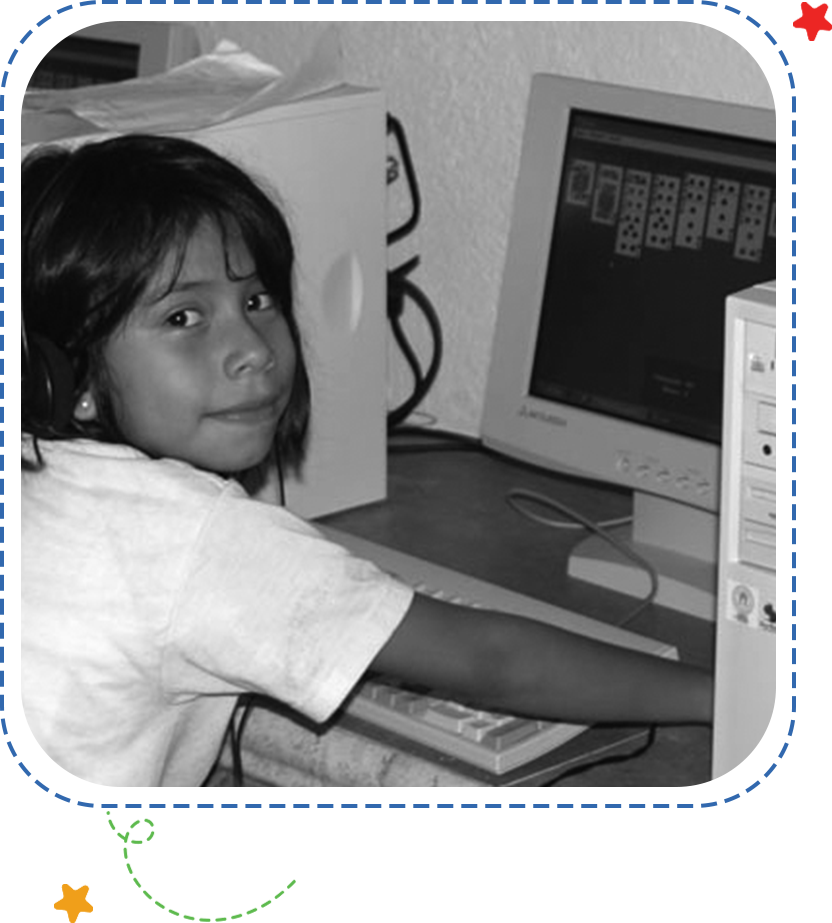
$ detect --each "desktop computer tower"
[712,280,776,778]
[196,88,388,519]
[22,86,389,520]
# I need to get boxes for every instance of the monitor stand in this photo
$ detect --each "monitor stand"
[567,491,718,621]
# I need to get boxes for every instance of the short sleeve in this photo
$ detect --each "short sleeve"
[162,490,413,724]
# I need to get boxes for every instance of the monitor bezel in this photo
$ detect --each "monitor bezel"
[481,73,776,515]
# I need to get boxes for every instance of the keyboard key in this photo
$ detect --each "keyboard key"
[422,702,479,733]
[389,691,427,715]
[482,718,545,752]
[459,717,500,743]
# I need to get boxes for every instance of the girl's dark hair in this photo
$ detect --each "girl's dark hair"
[22,133,310,474]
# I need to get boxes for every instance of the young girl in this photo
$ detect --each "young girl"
[21,134,712,788]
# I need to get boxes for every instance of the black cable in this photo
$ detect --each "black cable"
[385,115,444,432]
[386,114,421,245]
[506,488,657,628]
[543,725,658,786]
[386,259,444,431]
[389,300,424,388]
[229,695,258,787]
[275,450,286,506]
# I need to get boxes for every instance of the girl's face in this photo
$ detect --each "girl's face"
[78,221,298,473]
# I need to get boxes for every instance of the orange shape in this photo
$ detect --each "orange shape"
[35,885,182,923]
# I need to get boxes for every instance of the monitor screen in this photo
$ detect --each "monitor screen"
[529,109,775,446]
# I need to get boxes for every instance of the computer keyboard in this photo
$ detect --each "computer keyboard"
[321,526,678,776]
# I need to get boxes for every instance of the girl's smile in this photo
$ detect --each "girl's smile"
[76,221,297,473]
[206,397,283,425]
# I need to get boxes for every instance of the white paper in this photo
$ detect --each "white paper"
[22,30,344,143]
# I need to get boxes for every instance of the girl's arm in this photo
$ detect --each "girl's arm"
[369,592,712,725]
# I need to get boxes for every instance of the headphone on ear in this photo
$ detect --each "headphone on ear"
[21,321,77,435]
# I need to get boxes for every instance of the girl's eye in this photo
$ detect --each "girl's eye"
[247,292,277,313]
[165,308,201,329]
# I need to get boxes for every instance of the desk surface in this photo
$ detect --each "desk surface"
[321,443,714,788]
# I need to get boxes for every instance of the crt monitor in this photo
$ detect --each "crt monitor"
[481,74,776,619]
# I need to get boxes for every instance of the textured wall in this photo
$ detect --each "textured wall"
[194,22,774,435]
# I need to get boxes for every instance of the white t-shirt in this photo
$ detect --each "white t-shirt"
[22,439,413,787]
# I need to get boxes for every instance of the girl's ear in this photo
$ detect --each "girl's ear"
[73,390,98,422]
